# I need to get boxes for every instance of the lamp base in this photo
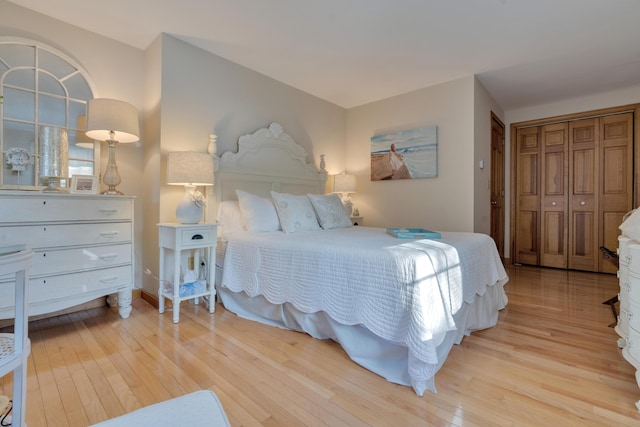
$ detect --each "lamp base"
[176,185,203,224]
[101,139,124,196]
[101,189,124,196]
[341,193,353,216]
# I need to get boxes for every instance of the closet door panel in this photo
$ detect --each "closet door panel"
[571,211,596,269]
[600,113,633,273]
[540,123,568,268]
[569,119,599,271]
[515,127,541,265]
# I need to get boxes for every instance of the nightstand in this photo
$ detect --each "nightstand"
[350,216,364,226]
[157,223,217,323]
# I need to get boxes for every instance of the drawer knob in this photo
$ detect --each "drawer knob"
[580,201,586,206]
[192,234,203,240]
[551,201,556,206]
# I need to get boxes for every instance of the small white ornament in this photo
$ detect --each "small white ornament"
[5,147,34,172]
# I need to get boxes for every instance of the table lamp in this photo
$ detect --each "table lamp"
[167,152,214,224]
[332,172,356,215]
[85,98,139,195]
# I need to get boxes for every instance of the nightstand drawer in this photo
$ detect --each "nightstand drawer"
[180,227,215,247]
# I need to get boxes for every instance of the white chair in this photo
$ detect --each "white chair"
[0,247,32,427]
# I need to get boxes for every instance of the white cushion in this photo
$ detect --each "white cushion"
[216,200,246,238]
[236,190,281,233]
[307,193,352,230]
[271,191,321,233]
[90,390,230,427]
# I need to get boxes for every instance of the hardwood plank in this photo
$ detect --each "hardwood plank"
[1,264,640,426]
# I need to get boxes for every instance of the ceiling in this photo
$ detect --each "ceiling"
[7,0,640,109]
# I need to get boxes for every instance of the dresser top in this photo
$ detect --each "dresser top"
[0,190,134,200]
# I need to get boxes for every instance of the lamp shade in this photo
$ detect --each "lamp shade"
[85,98,140,143]
[167,152,214,186]
[74,115,94,148]
[332,173,356,194]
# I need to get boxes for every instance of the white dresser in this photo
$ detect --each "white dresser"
[0,192,134,319]
[617,212,640,411]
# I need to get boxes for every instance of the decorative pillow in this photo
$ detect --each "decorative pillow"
[236,190,281,233]
[216,200,246,238]
[307,193,353,230]
[271,191,321,233]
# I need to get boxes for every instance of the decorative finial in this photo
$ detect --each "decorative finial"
[320,154,326,173]
[208,133,218,157]
[269,123,284,138]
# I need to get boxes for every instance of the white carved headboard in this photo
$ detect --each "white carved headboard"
[211,123,327,218]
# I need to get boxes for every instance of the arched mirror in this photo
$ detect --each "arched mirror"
[0,38,98,189]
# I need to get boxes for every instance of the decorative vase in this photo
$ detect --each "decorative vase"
[38,125,69,192]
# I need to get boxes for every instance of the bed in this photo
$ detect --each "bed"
[214,123,509,396]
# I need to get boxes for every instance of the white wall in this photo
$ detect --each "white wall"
[157,34,346,221]
[141,36,163,294]
[0,1,147,287]
[346,76,476,231]
[474,78,504,235]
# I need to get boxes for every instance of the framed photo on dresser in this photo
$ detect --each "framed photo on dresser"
[70,175,98,194]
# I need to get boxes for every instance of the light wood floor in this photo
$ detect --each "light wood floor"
[2,264,640,426]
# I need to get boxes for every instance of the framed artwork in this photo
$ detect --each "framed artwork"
[70,174,98,194]
[370,125,438,181]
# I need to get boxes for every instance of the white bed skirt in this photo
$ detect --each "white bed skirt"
[219,282,508,396]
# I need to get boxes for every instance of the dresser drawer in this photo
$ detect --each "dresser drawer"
[623,324,640,369]
[617,306,630,338]
[0,222,131,249]
[619,235,633,267]
[628,298,640,332]
[0,195,132,223]
[620,267,630,302]
[628,271,640,304]
[0,265,132,309]
[0,243,132,281]
[628,243,640,275]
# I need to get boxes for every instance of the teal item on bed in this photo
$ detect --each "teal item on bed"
[386,228,442,239]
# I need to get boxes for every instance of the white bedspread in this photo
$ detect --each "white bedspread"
[221,227,508,391]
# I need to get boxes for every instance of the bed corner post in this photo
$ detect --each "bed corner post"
[320,154,326,173]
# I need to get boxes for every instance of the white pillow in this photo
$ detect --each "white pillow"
[236,190,281,233]
[307,193,353,230]
[216,200,246,238]
[271,191,321,233]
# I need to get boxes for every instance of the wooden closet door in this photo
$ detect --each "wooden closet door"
[599,113,633,273]
[515,127,541,265]
[540,123,569,268]
[568,118,599,271]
